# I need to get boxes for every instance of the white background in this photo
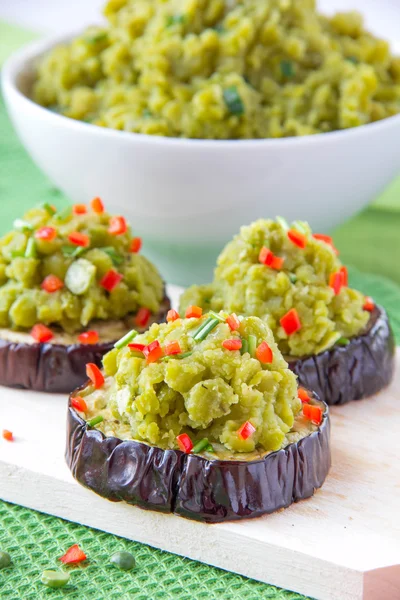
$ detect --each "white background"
[0,0,399,48]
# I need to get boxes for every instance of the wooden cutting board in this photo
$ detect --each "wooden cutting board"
[0,286,399,600]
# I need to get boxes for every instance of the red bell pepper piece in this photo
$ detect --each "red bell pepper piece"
[135,307,151,328]
[298,387,311,403]
[108,216,127,235]
[363,297,375,312]
[222,338,242,351]
[143,340,164,363]
[71,396,88,412]
[100,269,123,292]
[90,197,104,213]
[41,274,64,293]
[329,271,345,295]
[167,309,180,323]
[2,430,13,442]
[255,341,273,363]
[176,433,193,453]
[303,403,323,425]
[35,227,57,241]
[280,309,301,335]
[270,255,285,270]
[86,363,104,389]
[59,544,87,565]
[130,237,142,253]
[128,343,146,353]
[259,246,273,266]
[68,231,90,247]
[237,421,256,440]
[287,228,307,248]
[165,341,182,355]
[72,204,87,215]
[31,324,54,343]
[185,305,203,319]
[78,330,99,345]
[226,313,240,331]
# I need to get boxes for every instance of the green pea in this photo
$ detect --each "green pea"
[0,551,11,569]
[41,570,70,589]
[110,551,136,571]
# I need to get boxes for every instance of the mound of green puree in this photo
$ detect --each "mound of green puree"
[89,312,304,454]
[33,0,400,139]
[0,202,163,332]
[180,218,371,357]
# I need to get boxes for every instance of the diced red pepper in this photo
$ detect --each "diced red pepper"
[222,338,242,351]
[31,324,54,343]
[68,231,90,247]
[135,307,151,328]
[226,313,240,331]
[313,233,339,255]
[130,237,142,253]
[237,421,256,440]
[303,403,323,425]
[185,305,203,319]
[329,270,345,295]
[86,363,105,389]
[176,433,193,453]
[78,330,99,345]
[2,430,13,442]
[288,229,307,249]
[363,297,375,312]
[259,246,273,266]
[340,266,348,287]
[280,309,301,335]
[108,216,127,235]
[270,255,285,270]
[165,341,182,355]
[71,396,88,412]
[41,274,64,293]
[91,197,104,214]
[255,341,273,363]
[35,226,57,241]
[128,343,146,353]
[167,309,180,323]
[100,269,123,292]
[59,544,87,565]
[143,340,164,363]
[298,387,311,403]
[72,204,87,215]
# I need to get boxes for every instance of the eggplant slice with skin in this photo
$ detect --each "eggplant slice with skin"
[66,388,331,524]
[289,305,395,406]
[0,294,170,394]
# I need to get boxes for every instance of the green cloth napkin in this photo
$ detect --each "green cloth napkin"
[0,19,399,600]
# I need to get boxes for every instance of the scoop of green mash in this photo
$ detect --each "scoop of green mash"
[180,218,369,357]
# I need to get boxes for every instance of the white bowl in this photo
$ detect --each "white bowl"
[2,33,400,286]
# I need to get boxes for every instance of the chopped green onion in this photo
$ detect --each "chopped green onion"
[192,438,210,454]
[161,351,193,362]
[337,337,350,346]
[289,273,297,283]
[11,250,25,258]
[276,216,289,231]
[205,444,214,452]
[55,207,72,221]
[87,415,104,427]
[13,219,33,232]
[240,338,249,355]
[248,335,257,357]
[62,245,86,258]
[208,311,226,322]
[291,220,308,234]
[280,59,294,78]
[40,202,56,215]
[24,238,37,258]
[166,14,185,27]
[223,86,245,116]
[193,317,219,341]
[102,246,123,266]
[114,329,138,349]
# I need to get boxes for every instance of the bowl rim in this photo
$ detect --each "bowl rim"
[3,31,400,150]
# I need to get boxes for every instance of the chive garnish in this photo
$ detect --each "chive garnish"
[40,202,56,215]
[11,250,25,258]
[280,59,294,78]
[276,216,289,231]
[24,238,37,258]
[114,330,138,349]
[62,245,86,258]
[87,415,104,427]
[192,438,210,454]
[192,317,219,341]
[55,207,72,221]
[337,337,350,346]
[102,246,123,266]
[208,311,225,322]
[223,86,245,116]
[240,338,249,355]
[161,351,193,362]
[289,273,297,283]
[248,335,257,357]
[205,444,214,452]
[166,14,185,27]
[13,219,33,233]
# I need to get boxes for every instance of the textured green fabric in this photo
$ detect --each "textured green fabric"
[0,19,399,600]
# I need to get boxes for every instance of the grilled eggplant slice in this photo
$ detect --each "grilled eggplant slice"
[66,387,330,523]
[0,295,170,393]
[289,305,395,406]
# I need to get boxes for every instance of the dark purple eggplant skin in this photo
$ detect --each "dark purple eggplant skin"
[288,305,395,406]
[0,294,170,394]
[66,391,331,524]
